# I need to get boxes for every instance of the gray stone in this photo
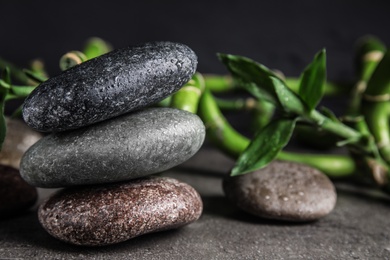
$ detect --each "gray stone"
[0,118,42,169]
[223,161,337,221]
[38,176,203,246]
[1,147,390,258]
[22,41,197,132]
[20,108,205,188]
[0,164,37,217]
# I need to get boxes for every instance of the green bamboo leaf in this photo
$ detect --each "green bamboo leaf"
[298,49,327,111]
[218,53,278,104]
[271,76,306,115]
[231,118,297,176]
[0,79,11,89]
[23,69,47,83]
[0,56,31,85]
[10,85,36,97]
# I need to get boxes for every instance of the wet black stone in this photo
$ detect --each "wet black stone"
[22,41,197,132]
[20,108,205,188]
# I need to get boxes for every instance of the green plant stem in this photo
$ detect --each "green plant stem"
[361,50,390,166]
[203,74,236,93]
[215,97,258,111]
[277,151,355,178]
[355,36,387,83]
[198,89,355,177]
[250,100,274,131]
[198,89,250,158]
[157,96,172,107]
[364,50,390,96]
[0,67,11,151]
[211,97,275,129]
[363,102,390,163]
[308,110,363,145]
[83,37,113,60]
[203,74,351,96]
[59,51,88,71]
[170,72,205,114]
[348,36,386,115]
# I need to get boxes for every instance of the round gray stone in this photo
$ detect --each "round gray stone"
[22,41,197,132]
[223,161,337,222]
[20,107,205,188]
[0,164,37,217]
[38,176,203,246]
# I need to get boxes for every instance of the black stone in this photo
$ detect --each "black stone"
[22,41,197,132]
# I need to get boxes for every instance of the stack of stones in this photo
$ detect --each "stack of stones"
[19,42,205,246]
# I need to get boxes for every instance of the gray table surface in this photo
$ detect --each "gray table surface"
[1,147,390,260]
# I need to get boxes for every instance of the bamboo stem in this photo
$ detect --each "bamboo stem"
[170,72,205,114]
[198,89,356,177]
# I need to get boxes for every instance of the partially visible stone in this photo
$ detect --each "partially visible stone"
[223,161,337,222]
[38,176,203,246]
[0,164,37,217]
[23,41,197,132]
[0,118,42,169]
[20,108,205,188]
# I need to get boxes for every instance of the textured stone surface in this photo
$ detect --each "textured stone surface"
[20,107,205,188]
[22,41,197,132]
[1,148,390,258]
[0,118,42,169]
[0,164,37,217]
[38,176,203,246]
[223,161,337,221]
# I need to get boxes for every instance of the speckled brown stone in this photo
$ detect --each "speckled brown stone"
[0,118,42,169]
[0,164,38,217]
[38,176,203,246]
[223,161,337,222]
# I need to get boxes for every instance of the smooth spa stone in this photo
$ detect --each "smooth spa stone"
[23,41,197,132]
[0,117,42,169]
[38,176,203,246]
[223,161,337,222]
[0,164,37,217]
[20,108,205,188]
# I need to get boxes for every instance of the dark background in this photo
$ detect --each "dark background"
[1,0,389,80]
